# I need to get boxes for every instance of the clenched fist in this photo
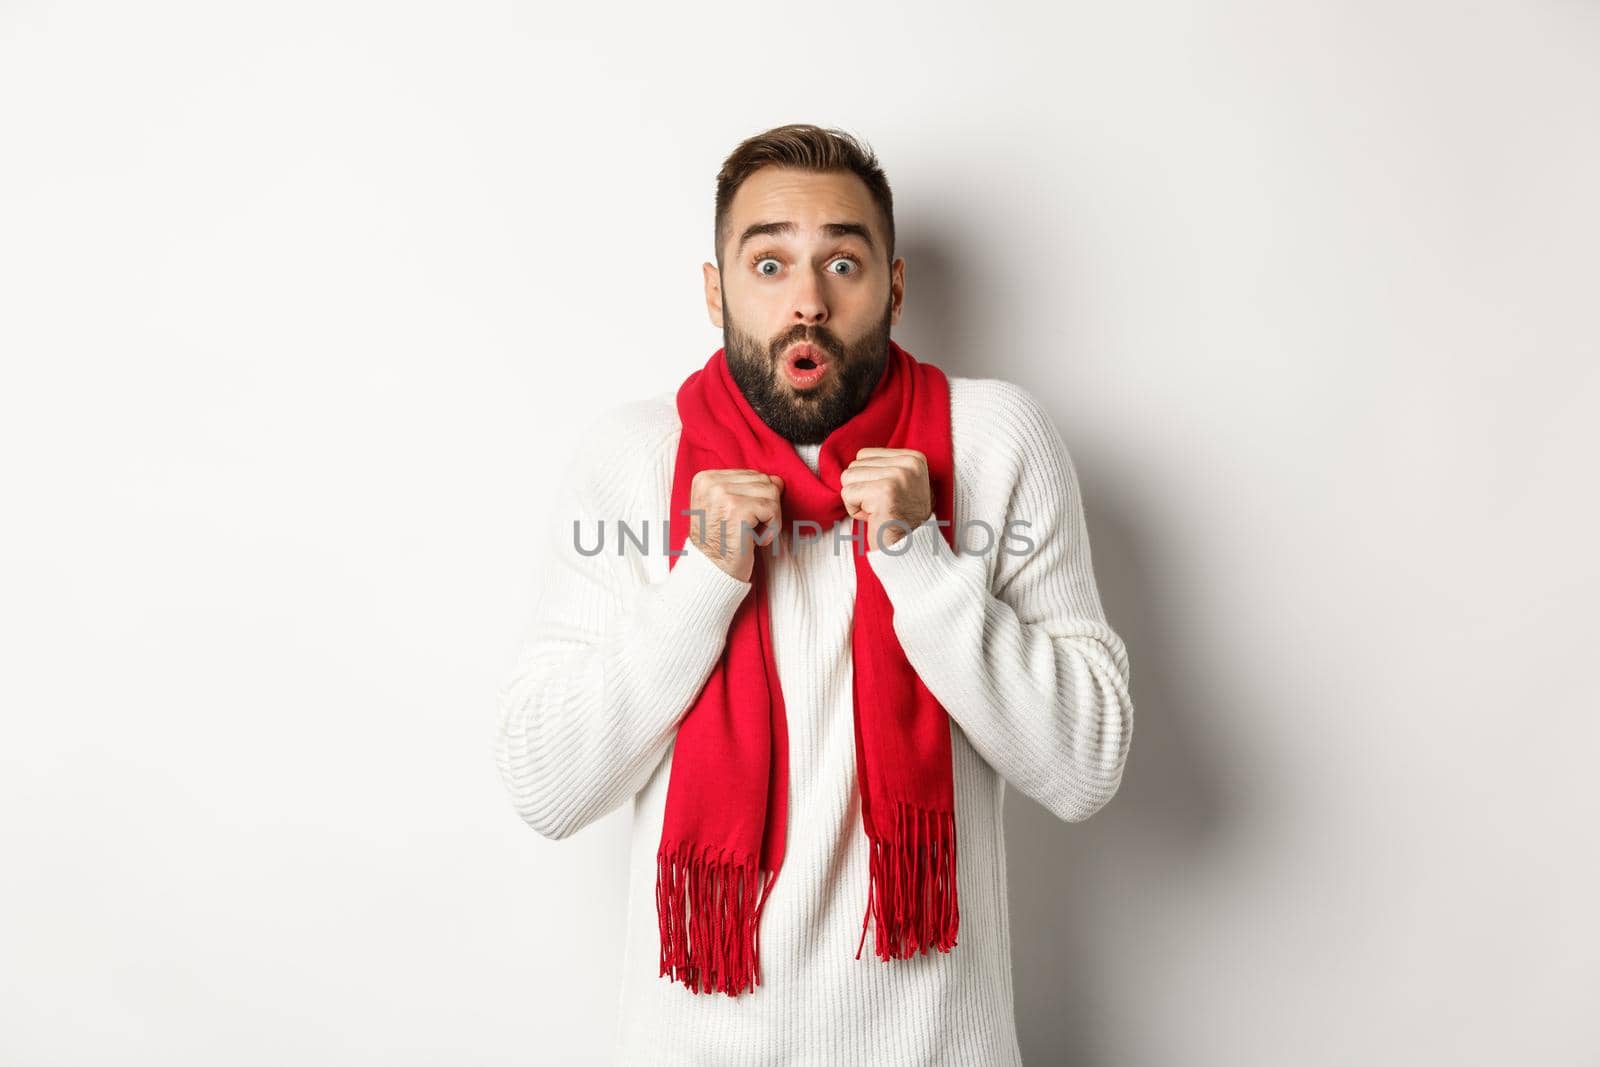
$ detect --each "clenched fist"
[687,469,785,582]
[840,447,932,552]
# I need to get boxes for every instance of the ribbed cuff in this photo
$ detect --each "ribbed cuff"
[665,537,753,629]
[865,514,970,604]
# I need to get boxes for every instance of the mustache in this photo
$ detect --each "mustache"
[772,330,844,361]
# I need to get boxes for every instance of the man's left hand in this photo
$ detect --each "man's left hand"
[840,447,932,552]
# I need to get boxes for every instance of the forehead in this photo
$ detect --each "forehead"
[727,166,881,239]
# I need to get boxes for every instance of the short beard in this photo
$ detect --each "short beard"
[722,298,891,445]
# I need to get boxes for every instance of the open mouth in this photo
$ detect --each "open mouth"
[783,343,831,388]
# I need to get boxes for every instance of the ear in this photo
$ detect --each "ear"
[889,256,905,326]
[703,261,723,328]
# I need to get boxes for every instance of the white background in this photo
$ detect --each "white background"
[2,2,1596,1064]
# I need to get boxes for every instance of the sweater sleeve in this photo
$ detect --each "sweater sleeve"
[494,428,752,841]
[865,383,1134,823]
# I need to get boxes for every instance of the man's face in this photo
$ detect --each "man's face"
[703,166,905,444]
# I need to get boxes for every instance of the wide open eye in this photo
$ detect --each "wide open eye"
[829,256,860,276]
[755,257,781,277]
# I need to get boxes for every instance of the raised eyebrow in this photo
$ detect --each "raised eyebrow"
[736,221,877,257]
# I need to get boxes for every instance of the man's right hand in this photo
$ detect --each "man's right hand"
[686,469,785,583]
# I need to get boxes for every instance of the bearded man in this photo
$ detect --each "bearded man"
[495,122,1134,1067]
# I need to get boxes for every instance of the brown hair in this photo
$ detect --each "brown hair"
[713,123,895,270]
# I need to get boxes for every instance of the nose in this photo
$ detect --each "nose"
[790,266,828,326]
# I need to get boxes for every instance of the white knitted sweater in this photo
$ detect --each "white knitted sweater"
[495,375,1134,1066]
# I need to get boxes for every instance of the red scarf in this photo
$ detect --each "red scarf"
[657,338,960,997]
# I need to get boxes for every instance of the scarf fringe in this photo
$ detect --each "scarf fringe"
[656,840,775,996]
[855,799,960,962]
